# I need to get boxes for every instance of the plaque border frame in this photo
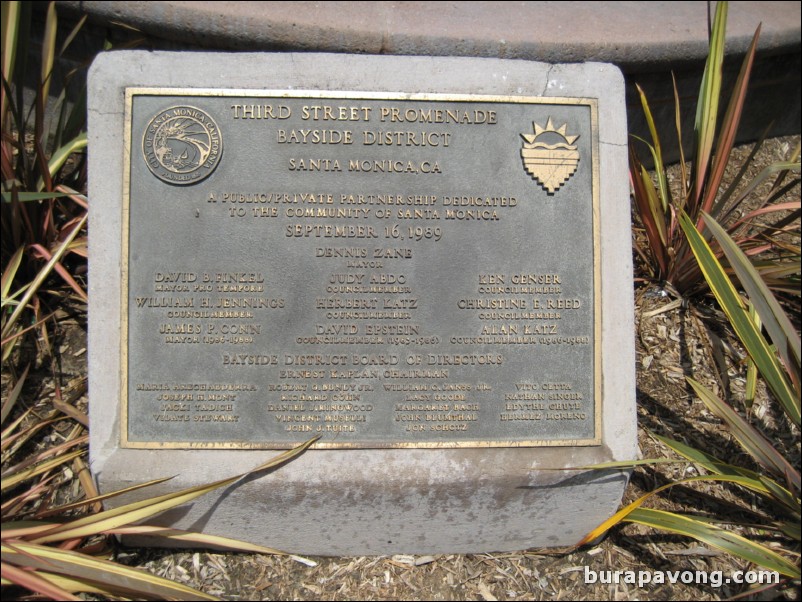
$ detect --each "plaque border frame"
[120,88,601,449]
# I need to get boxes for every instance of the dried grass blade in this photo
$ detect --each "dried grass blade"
[1,473,58,517]
[630,145,668,276]
[762,140,800,204]
[690,1,727,210]
[1,521,61,539]
[8,3,31,139]
[0,362,28,424]
[1,2,21,121]
[0,212,87,340]
[54,184,89,210]
[0,246,24,301]
[778,521,801,541]
[745,303,759,410]
[71,456,100,513]
[0,407,33,450]
[39,1,57,108]
[1,191,75,202]
[31,437,317,544]
[764,175,801,208]
[704,25,760,220]
[1,413,59,454]
[625,507,800,578]
[687,377,800,490]
[640,164,668,247]
[680,212,799,426]
[718,126,771,216]
[1,449,84,492]
[6,568,119,597]
[58,13,87,56]
[2,434,86,478]
[759,476,801,515]
[653,432,758,479]
[736,200,801,227]
[36,131,87,191]
[1,542,220,600]
[653,434,797,511]
[52,396,88,426]
[702,212,800,386]
[578,469,778,548]
[35,476,174,518]
[672,72,688,203]
[636,85,669,209]
[110,525,287,555]
[1,560,80,600]
[573,458,680,470]
[719,161,800,227]
[751,264,799,285]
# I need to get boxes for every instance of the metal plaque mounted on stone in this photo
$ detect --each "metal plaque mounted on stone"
[122,90,601,449]
[90,52,636,555]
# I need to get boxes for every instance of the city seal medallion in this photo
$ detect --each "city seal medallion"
[142,106,222,185]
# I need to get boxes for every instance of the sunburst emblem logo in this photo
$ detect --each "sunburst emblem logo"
[520,118,580,194]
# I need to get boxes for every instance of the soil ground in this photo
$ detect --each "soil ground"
[2,136,799,600]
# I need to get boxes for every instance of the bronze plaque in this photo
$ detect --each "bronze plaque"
[122,89,600,449]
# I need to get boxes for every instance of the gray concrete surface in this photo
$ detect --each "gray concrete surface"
[60,1,800,66]
[52,1,802,165]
